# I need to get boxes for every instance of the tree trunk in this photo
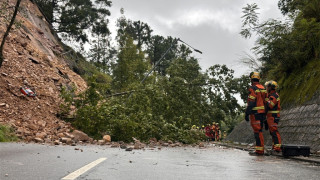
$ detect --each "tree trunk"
[0,0,22,68]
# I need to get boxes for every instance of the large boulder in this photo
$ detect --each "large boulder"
[72,130,90,142]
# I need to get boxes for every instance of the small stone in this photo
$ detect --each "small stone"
[150,138,157,143]
[5,174,8,177]
[75,148,79,150]
[134,143,140,149]
[199,142,205,148]
[163,143,169,147]
[120,144,127,149]
[54,140,60,145]
[129,160,132,163]
[125,147,133,151]
[61,137,72,145]
[0,103,6,107]
[170,144,176,147]
[34,137,44,143]
[23,80,29,85]
[98,140,105,145]
[64,132,74,139]
[57,156,60,158]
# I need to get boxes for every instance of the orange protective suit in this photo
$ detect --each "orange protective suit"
[266,90,281,152]
[246,82,267,154]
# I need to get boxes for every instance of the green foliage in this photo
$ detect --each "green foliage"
[116,15,153,49]
[241,1,320,106]
[60,60,246,143]
[279,59,320,105]
[0,125,18,142]
[35,0,111,43]
[58,15,248,144]
[112,35,149,91]
[59,85,76,118]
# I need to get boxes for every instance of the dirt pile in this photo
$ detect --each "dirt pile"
[0,0,87,144]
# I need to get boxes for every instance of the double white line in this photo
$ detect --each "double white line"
[61,158,107,180]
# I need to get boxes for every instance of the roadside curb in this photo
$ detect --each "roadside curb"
[217,142,320,165]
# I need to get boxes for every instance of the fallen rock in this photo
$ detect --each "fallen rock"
[199,142,205,148]
[120,144,127,149]
[134,143,141,149]
[111,143,120,148]
[36,132,47,139]
[61,137,72,145]
[98,140,105,145]
[64,132,74,139]
[149,138,157,143]
[72,130,89,142]
[126,147,133,151]
[28,124,38,131]
[57,133,65,138]
[103,135,111,142]
[54,140,60,145]
[170,144,176,147]
[162,143,169,147]
[34,137,44,143]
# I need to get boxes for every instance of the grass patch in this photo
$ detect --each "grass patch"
[0,125,18,142]
[279,58,320,106]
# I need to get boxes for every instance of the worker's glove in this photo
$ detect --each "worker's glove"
[264,120,268,130]
[245,113,249,122]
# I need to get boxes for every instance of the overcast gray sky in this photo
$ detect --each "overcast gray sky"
[107,0,284,77]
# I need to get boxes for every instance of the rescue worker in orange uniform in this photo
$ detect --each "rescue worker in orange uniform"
[245,72,267,155]
[265,80,282,152]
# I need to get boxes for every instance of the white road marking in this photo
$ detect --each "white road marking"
[61,157,107,180]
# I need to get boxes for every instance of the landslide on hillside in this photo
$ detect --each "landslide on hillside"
[0,0,88,143]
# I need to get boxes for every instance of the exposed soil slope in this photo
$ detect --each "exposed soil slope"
[0,0,87,143]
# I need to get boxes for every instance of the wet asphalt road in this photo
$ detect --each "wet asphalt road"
[1,142,320,180]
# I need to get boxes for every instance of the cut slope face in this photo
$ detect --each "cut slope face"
[0,0,87,143]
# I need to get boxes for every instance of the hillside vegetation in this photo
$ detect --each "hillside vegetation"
[241,0,320,106]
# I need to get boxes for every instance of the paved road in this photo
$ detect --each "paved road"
[1,142,320,180]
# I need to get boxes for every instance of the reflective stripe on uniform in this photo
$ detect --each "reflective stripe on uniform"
[255,146,264,150]
[249,95,256,100]
[277,98,280,101]
[255,89,266,93]
[252,106,265,110]
[265,98,269,101]
[270,101,275,107]
[268,111,280,114]
[274,144,281,148]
